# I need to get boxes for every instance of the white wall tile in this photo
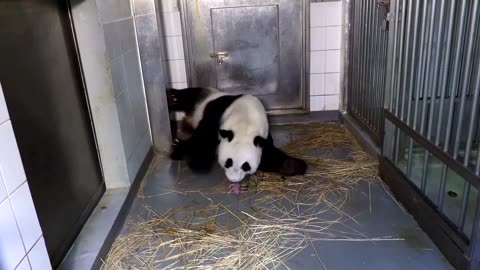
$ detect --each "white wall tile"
[310,3,326,27]
[169,82,188,89]
[15,257,31,270]
[0,84,8,125]
[133,105,150,145]
[127,131,152,183]
[325,95,340,111]
[310,51,325,74]
[102,22,122,61]
[325,2,342,26]
[0,172,7,204]
[325,50,341,73]
[310,96,325,111]
[103,19,137,61]
[165,60,187,82]
[325,73,340,95]
[0,200,25,270]
[28,238,51,270]
[159,0,179,12]
[310,74,325,96]
[325,26,342,50]
[162,11,182,37]
[123,50,145,110]
[109,57,126,98]
[96,0,131,23]
[310,27,326,51]
[10,183,42,251]
[0,122,26,194]
[118,19,137,53]
[133,0,155,16]
[164,36,185,60]
[116,92,136,159]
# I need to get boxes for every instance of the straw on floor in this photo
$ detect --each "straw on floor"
[101,122,394,270]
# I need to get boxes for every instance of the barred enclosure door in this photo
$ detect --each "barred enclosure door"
[380,0,480,269]
[348,0,480,268]
[347,0,390,144]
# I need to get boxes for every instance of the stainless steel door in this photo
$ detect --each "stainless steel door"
[0,0,104,267]
[180,0,308,113]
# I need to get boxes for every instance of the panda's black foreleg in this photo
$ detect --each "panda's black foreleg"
[258,134,307,176]
[184,131,218,173]
[170,138,188,160]
[166,87,211,114]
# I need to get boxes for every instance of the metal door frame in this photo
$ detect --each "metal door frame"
[0,1,106,267]
[178,0,310,115]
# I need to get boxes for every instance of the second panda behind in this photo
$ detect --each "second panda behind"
[167,87,307,187]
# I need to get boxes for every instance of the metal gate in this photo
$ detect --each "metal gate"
[346,0,480,268]
[380,0,480,269]
[347,0,389,144]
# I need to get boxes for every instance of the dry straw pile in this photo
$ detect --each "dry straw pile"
[101,122,395,270]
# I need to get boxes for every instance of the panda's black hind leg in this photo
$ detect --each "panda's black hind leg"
[258,134,308,176]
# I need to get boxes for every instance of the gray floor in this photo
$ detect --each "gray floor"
[61,188,129,270]
[114,126,454,270]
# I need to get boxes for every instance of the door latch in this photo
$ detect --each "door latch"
[210,51,229,66]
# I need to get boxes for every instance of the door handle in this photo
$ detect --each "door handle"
[210,51,229,66]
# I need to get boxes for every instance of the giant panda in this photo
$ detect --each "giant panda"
[166,87,307,183]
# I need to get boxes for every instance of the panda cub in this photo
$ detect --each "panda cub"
[167,87,307,183]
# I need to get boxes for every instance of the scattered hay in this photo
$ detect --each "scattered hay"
[101,200,396,270]
[246,122,379,207]
[280,122,357,154]
[102,209,314,269]
[146,154,168,176]
[102,122,390,270]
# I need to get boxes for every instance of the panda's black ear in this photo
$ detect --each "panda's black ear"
[219,129,234,142]
[254,136,267,148]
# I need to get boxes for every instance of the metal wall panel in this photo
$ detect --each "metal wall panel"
[179,0,308,113]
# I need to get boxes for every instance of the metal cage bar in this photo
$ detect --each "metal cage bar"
[378,0,480,268]
[346,0,389,143]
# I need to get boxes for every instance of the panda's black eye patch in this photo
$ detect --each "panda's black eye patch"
[241,162,251,172]
[225,158,233,168]
[254,136,267,148]
[219,129,234,142]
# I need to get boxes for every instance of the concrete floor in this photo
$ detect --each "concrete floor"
[114,125,454,270]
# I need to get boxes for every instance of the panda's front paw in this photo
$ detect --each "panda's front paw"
[170,138,185,160]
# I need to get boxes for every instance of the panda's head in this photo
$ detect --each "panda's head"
[217,129,266,183]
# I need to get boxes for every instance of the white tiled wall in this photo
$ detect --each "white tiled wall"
[310,1,342,111]
[98,0,152,183]
[158,1,343,111]
[159,0,188,89]
[0,83,51,270]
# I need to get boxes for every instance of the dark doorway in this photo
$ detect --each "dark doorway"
[0,0,105,267]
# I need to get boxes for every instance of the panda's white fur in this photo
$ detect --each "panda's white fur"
[217,95,269,182]
[189,87,226,129]
[169,87,307,184]
[176,88,268,182]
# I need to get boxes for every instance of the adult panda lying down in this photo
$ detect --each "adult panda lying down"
[166,87,307,193]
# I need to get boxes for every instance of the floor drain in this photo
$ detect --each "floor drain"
[447,191,457,198]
